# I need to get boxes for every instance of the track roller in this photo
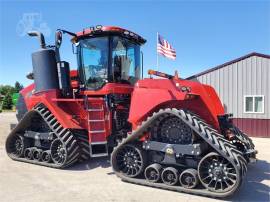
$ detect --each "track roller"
[161,167,179,186]
[41,150,51,163]
[179,168,198,189]
[32,148,43,161]
[144,163,162,183]
[24,148,34,160]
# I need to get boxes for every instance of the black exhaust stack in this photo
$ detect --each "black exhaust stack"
[28,31,72,97]
[28,31,60,93]
[28,31,46,49]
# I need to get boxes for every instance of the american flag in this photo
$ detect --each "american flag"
[157,34,176,60]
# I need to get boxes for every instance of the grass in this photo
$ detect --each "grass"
[0,106,16,113]
[1,109,15,112]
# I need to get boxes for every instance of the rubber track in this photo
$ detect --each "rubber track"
[6,104,80,168]
[233,126,255,150]
[75,131,90,161]
[111,108,248,198]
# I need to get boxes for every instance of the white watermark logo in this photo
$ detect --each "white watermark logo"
[16,13,51,37]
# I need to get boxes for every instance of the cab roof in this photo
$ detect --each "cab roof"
[73,25,146,45]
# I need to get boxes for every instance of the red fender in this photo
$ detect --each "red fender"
[129,78,225,131]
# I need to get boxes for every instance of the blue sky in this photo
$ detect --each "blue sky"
[0,0,270,86]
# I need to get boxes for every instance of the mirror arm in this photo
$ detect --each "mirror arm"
[141,51,144,79]
[57,29,76,37]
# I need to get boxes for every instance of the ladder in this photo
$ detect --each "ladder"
[86,96,108,158]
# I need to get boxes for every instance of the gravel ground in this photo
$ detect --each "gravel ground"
[0,112,269,202]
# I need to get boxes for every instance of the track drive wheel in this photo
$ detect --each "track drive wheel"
[114,144,146,177]
[198,152,241,193]
[152,115,193,144]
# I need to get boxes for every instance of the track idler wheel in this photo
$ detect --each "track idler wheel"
[144,163,162,183]
[161,167,179,186]
[198,152,240,193]
[114,144,146,177]
[32,148,43,161]
[179,168,198,189]
[24,147,34,160]
[7,134,26,158]
[41,150,51,163]
[50,139,67,165]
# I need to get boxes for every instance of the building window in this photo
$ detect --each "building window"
[244,95,264,113]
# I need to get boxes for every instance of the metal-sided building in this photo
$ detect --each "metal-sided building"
[187,52,270,137]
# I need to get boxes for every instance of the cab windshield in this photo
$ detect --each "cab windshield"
[78,36,141,89]
[78,37,109,89]
[112,36,141,84]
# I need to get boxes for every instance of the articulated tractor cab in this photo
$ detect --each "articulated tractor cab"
[6,25,257,197]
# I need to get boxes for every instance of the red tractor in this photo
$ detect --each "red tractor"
[6,25,256,197]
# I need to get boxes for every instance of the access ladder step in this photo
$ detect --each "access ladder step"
[89,119,105,122]
[90,142,108,157]
[91,153,108,157]
[88,97,105,101]
[89,130,106,133]
[87,108,103,112]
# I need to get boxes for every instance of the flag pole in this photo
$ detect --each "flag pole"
[156,32,159,71]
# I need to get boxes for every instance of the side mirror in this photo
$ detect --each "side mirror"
[55,31,62,49]
[26,72,34,80]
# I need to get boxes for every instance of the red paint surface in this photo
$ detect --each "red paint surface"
[21,73,227,142]
[233,118,270,137]
[129,78,225,131]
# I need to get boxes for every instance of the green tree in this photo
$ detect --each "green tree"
[0,85,16,96]
[14,81,24,92]
[2,93,13,110]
